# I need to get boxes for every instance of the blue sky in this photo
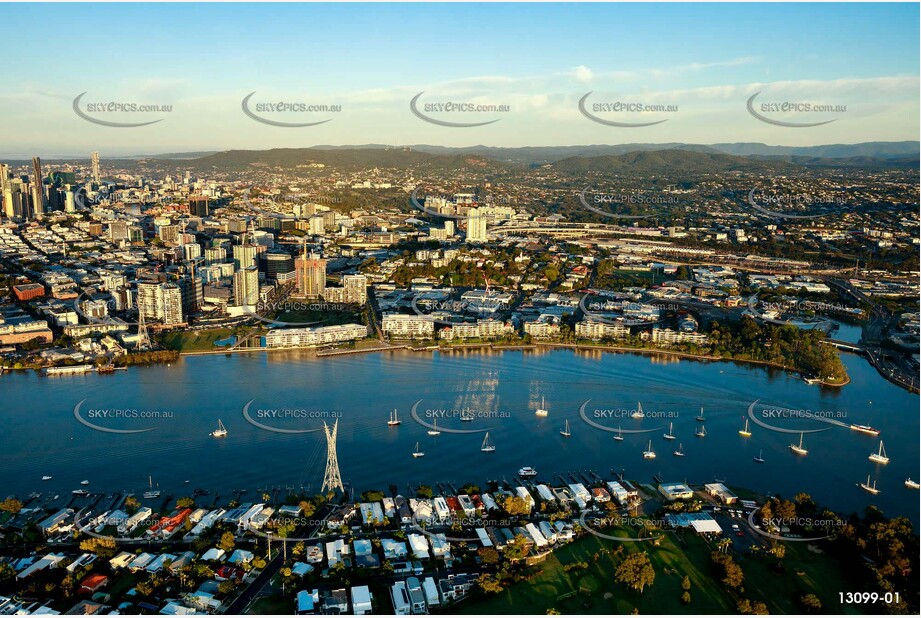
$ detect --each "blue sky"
[0,3,917,156]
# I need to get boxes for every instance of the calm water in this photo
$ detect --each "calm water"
[1,348,917,522]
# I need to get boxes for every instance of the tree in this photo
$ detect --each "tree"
[124,495,140,513]
[476,572,504,594]
[176,496,195,509]
[218,531,236,553]
[681,591,691,604]
[800,594,822,612]
[79,536,117,558]
[502,496,531,517]
[711,552,744,589]
[416,485,433,499]
[614,551,656,594]
[0,498,22,514]
[681,575,691,591]
[478,547,500,565]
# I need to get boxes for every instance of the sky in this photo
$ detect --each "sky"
[0,2,918,156]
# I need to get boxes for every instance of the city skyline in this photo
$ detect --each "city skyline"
[0,3,918,156]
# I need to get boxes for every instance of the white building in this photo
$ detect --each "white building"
[382,313,434,339]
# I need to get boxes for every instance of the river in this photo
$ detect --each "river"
[1,347,917,522]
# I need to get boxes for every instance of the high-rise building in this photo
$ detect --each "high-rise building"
[31,157,45,214]
[177,276,204,315]
[189,195,209,217]
[260,250,296,282]
[466,207,488,243]
[296,252,326,299]
[233,243,258,270]
[343,274,368,304]
[136,281,184,325]
[233,265,260,307]
[90,152,100,184]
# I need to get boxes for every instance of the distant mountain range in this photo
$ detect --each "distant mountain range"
[145,141,918,171]
[548,150,796,176]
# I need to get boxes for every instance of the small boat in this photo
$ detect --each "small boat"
[850,424,880,436]
[72,489,89,497]
[695,425,706,438]
[518,467,538,477]
[211,419,228,438]
[80,480,90,486]
[869,440,889,465]
[696,407,705,422]
[858,475,880,495]
[427,419,441,436]
[560,419,571,437]
[42,475,52,481]
[739,418,752,437]
[754,449,765,463]
[631,402,645,419]
[643,440,656,459]
[143,491,161,499]
[803,376,821,385]
[663,422,676,440]
[481,432,495,453]
[673,443,685,457]
[460,411,474,422]
[412,442,425,458]
[905,478,920,489]
[789,432,808,456]
[613,426,624,441]
[535,396,548,417]
[388,409,401,426]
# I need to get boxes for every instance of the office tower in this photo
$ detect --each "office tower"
[64,190,76,213]
[91,152,100,183]
[161,284,184,324]
[296,252,326,299]
[233,265,260,307]
[260,250,295,282]
[31,157,45,213]
[466,207,488,243]
[189,195,209,217]
[0,164,10,195]
[204,246,227,265]
[233,243,258,270]
[177,276,204,315]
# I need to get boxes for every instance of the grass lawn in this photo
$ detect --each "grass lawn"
[248,593,293,615]
[275,309,362,327]
[455,526,859,615]
[161,328,235,352]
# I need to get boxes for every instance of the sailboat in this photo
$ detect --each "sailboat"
[739,418,752,437]
[388,409,401,426]
[535,396,549,417]
[412,442,425,458]
[868,440,889,465]
[427,419,441,436]
[481,432,495,453]
[673,443,685,457]
[560,420,571,437]
[858,475,880,494]
[754,449,765,463]
[643,440,656,459]
[631,402,645,419]
[663,422,676,440]
[460,410,474,422]
[696,407,705,422]
[613,426,624,442]
[789,432,808,456]
[695,425,706,438]
[211,419,228,438]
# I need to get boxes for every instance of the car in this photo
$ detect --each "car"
[731,524,740,530]
[736,531,745,537]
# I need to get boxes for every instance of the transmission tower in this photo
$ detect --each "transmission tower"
[321,420,344,493]
[136,305,151,350]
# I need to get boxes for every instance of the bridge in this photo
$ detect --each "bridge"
[822,339,866,353]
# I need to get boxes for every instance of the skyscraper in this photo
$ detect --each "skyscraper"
[296,252,326,299]
[136,281,184,325]
[233,265,260,308]
[233,243,258,270]
[189,195,209,217]
[466,207,488,243]
[31,157,45,214]
[91,152,100,184]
